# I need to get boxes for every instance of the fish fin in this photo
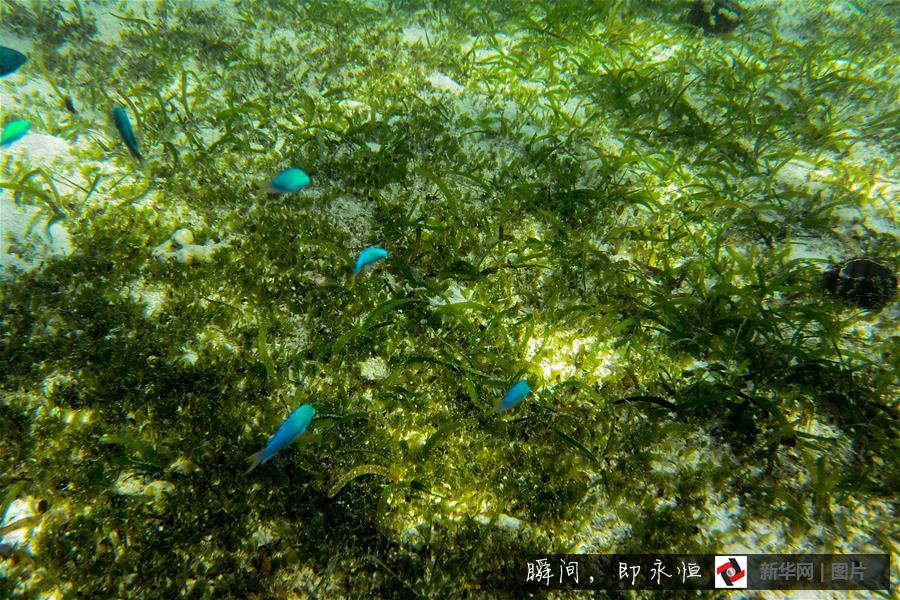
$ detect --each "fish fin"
[256,180,281,195]
[245,450,264,474]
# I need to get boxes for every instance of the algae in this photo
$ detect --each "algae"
[0,0,897,597]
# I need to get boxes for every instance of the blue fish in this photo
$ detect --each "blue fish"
[111,107,143,162]
[496,380,531,413]
[0,120,29,147]
[354,246,388,274]
[247,403,316,472]
[268,168,311,193]
[0,46,26,78]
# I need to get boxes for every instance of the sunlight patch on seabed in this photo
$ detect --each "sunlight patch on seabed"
[39,371,74,398]
[0,0,895,595]
[0,183,73,274]
[359,355,389,381]
[0,497,40,553]
[525,325,621,385]
[428,281,472,307]
[125,277,167,318]
[31,377,94,429]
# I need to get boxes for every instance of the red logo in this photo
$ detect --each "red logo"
[715,556,747,588]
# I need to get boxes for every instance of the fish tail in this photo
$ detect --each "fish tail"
[124,136,143,162]
[245,450,264,474]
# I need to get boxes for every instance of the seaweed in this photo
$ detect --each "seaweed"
[0,0,896,596]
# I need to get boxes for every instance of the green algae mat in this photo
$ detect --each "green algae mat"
[1,1,897,597]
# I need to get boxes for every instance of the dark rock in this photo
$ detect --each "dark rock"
[823,258,897,310]
[0,543,15,559]
[687,0,743,34]
[256,546,271,574]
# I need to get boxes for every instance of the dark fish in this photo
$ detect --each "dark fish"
[63,95,76,114]
[0,46,26,78]
[111,107,143,162]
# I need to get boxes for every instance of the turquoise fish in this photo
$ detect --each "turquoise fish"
[0,120,29,147]
[354,246,388,275]
[111,107,143,162]
[268,168,311,193]
[496,380,531,413]
[247,403,316,472]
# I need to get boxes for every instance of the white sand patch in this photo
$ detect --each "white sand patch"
[359,356,389,381]
[114,473,174,511]
[88,6,129,42]
[0,497,41,554]
[338,98,369,113]
[427,71,464,94]
[0,190,73,276]
[648,44,681,64]
[858,205,896,238]
[774,158,830,192]
[127,278,167,318]
[329,195,373,245]
[401,26,430,46]
[152,228,230,264]
[524,328,620,386]
[834,205,896,241]
[1,132,73,166]
[0,29,35,54]
[429,282,471,306]
[581,510,633,552]
[786,237,843,263]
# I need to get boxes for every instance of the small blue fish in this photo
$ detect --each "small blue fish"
[268,168,311,193]
[496,380,531,413]
[0,46,26,78]
[111,107,143,162]
[247,403,316,472]
[354,246,388,275]
[0,120,29,147]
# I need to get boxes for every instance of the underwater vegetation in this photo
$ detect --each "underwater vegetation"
[0,0,897,598]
